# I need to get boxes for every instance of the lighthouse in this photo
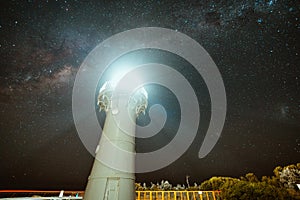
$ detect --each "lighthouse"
[83,77,148,200]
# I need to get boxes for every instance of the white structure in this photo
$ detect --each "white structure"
[83,80,148,200]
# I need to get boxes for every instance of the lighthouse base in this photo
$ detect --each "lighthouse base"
[84,175,135,200]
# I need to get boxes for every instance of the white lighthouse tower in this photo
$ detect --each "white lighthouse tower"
[83,78,148,200]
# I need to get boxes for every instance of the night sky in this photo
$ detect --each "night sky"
[0,0,299,190]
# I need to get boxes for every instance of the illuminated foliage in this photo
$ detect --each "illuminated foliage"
[199,163,300,200]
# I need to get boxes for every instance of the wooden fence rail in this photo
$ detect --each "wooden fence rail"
[136,191,221,200]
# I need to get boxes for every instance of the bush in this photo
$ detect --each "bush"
[199,163,300,200]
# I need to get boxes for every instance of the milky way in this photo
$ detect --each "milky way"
[0,0,299,189]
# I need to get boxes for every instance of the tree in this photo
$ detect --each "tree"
[199,164,300,200]
[279,164,300,190]
[244,173,259,182]
[199,176,239,191]
[261,175,281,187]
[221,181,292,200]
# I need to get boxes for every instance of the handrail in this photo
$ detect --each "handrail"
[0,190,84,199]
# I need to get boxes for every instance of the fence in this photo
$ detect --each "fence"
[136,191,221,200]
